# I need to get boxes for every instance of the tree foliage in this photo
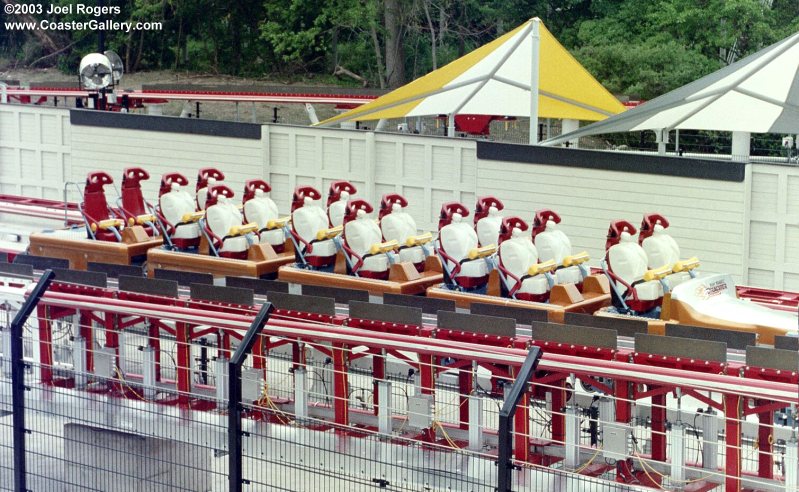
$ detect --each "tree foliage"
[1,0,798,99]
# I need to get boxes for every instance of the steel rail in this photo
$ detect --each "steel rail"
[3,88,375,105]
[33,289,799,404]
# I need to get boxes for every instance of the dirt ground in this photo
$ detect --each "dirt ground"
[1,68,341,125]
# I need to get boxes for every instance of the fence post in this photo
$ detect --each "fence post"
[228,302,274,492]
[497,346,542,492]
[11,270,55,492]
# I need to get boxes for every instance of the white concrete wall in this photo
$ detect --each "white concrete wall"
[69,122,264,204]
[0,105,71,200]
[263,125,476,231]
[4,104,797,290]
[477,158,749,282]
[746,163,799,290]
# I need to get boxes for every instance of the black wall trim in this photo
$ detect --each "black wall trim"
[477,141,745,182]
[70,109,262,140]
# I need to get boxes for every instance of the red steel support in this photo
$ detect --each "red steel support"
[615,380,631,424]
[252,334,265,371]
[725,394,742,491]
[332,342,349,427]
[419,354,435,395]
[757,402,774,479]
[550,381,566,444]
[514,390,530,462]
[175,322,191,406]
[103,311,119,368]
[651,391,667,462]
[37,305,52,385]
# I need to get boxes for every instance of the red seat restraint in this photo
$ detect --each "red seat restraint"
[81,171,122,242]
[119,167,158,236]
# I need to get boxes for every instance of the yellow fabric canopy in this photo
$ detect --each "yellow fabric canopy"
[318,18,625,127]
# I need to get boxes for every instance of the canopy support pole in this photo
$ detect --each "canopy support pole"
[529,18,541,145]
[731,131,751,163]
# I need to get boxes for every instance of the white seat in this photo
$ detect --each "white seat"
[292,198,337,258]
[499,229,548,296]
[535,219,586,285]
[328,191,350,227]
[345,209,390,274]
[381,203,425,264]
[244,189,285,247]
[440,215,490,280]
[206,195,248,255]
[160,183,200,240]
[642,224,692,290]
[607,231,663,301]
[475,206,502,247]
[196,177,218,211]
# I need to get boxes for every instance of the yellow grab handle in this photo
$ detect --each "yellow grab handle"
[527,259,557,276]
[405,232,433,247]
[369,239,400,255]
[643,265,672,282]
[562,251,590,267]
[181,211,204,223]
[672,256,700,273]
[135,214,155,225]
[467,244,497,260]
[228,222,258,236]
[316,225,343,241]
[266,216,291,230]
[97,218,123,229]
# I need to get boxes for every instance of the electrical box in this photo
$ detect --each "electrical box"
[93,347,116,379]
[407,394,433,429]
[602,423,629,461]
[240,367,263,403]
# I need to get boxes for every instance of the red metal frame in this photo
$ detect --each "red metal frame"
[28,283,799,490]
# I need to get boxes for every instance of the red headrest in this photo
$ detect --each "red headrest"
[291,185,322,212]
[327,180,357,206]
[343,199,374,224]
[438,202,470,230]
[84,171,114,193]
[606,219,637,251]
[498,216,528,244]
[243,179,271,203]
[205,184,235,208]
[473,196,504,225]
[159,172,189,196]
[638,213,670,245]
[121,167,149,189]
[379,193,408,220]
[196,168,225,191]
[531,209,561,240]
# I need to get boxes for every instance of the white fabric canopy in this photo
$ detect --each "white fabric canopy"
[542,30,799,145]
